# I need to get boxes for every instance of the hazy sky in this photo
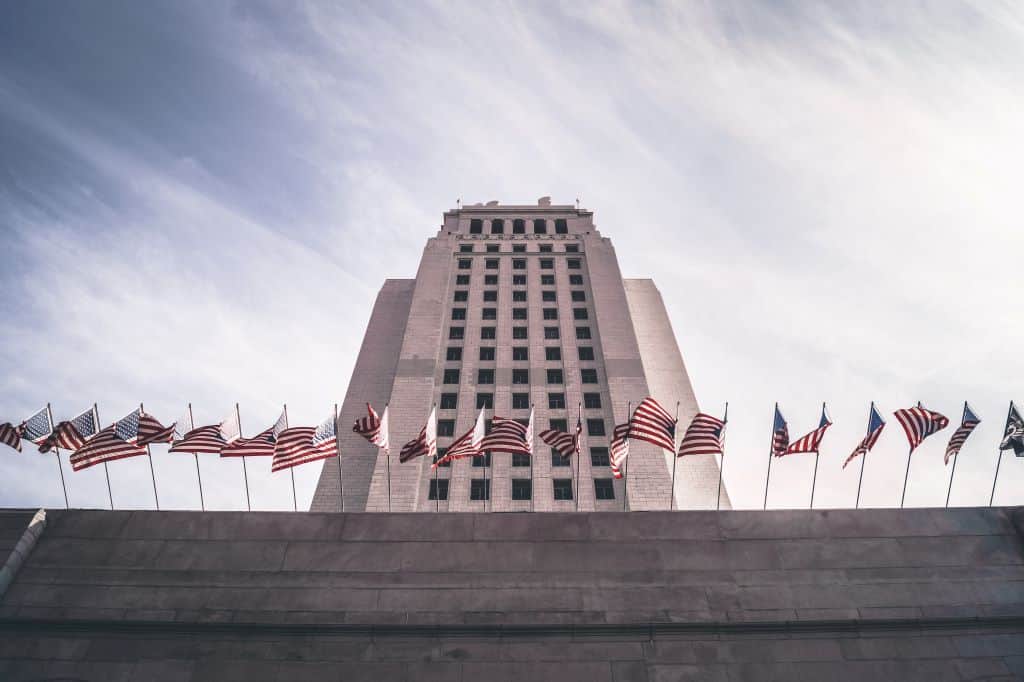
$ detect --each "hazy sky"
[1,1,1021,511]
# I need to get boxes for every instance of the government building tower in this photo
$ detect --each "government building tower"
[311,198,729,512]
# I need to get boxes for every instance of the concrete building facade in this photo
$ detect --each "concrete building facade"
[311,199,728,512]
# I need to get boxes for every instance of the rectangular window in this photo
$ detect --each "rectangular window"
[512,479,532,500]
[483,290,497,302]
[544,327,560,340]
[454,290,468,302]
[513,258,526,270]
[458,259,472,270]
[591,447,610,467]
[551,450,570,467]
[583,393,601,409]
[575,327,591,340]
[481,327,496,340]
[440,393,458,410]
[567,258,581,270]
[486,244,499,253]
[541,274,555,286]
[539,244,553,253]
[565,244,579,253]
[437,419,455,437]
[459,244,474,253]
[470,219,483,234]
[540,259,554,270]
[512,347,529,361]
[513,244,526,252]
[555,218,568,234]
[428,479,449,500]
[594,479,615,500]
[446,347,462,362]
[479,347,495,361]
[548,393,566,409]
[512,454,531,468]
[472,452,492,468]
[550,418,568,431]
[513,326,528,340]
[512,274,526,286]
[452,308,466,320]
[543,308,558,320]
[574,308,589,320]
[569,274,583,285]
[547,369,564,384]
[449,327,464,340]
[433,449,451,468]
[470,479,491,500]
[482,307,497,320]
[477,369,494,384]
[571,290,585,302]
[512,308,527,320]
[485,274,498,285]
[512,369,529,385]
[485,259,499,270]
[476,393,494,409]
[533,219,547,234]
[542,290,556,302]
[512,393,530,410]
[513,218,526,234]
[587,418,605,436]
[553,479,574,500]
[443,369,460,384]
[545,347,561,361]
[578,347,595,361]
[491,219,504,234]
[581,369,598,384]
[512,290,527,302]
[457,274,470,285]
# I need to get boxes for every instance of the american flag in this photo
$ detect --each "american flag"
[539,418,582,460]
[272,412,338,472]
[629,397,677,452]
[399,407,437,463]
[434,409,485,467]
[843,403,886,469]
[480,415,532,455]
[894,403,949,452]
[221,409,287,457]
[69,420,147,471]
[136,414,177,446]
[168,425,226,454]
[676,412,726,458]
[1001,402,1024,457]
[783,405,831,456]
[771,405,789,457]
[20,408,52,445]
[944,402,980,465]
[353,403,389,451]
[0,423,21,452]
[220,411,241,444]
[39,408,99,453]
[610,421,630,479]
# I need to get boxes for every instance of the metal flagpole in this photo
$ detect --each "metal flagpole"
[989,401,1013,507]
[432,402,439,513]
[188,404,204,511]
[385,402,392,513]
[530,403,534,514]
[854,403,872,509]
[899,446,913,509]
[284,404,296,512]
[335,403,344,512]
[623,401,631,513]
[235,403,251,512]
[809,402,824,510]
[575,402,581,512]
[670,401,680,511]
[94,404,114,510]
[716,402,728,511]
[140,403,159,510]
[46,404,69,509]
[945,402,966,508]
[763,403,777,510]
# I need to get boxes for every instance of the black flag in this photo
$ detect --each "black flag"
[1000,402,1024,457]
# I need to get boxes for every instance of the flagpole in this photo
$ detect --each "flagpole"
[433,402,440,513]
[530,403,535,514]
[716,402,728,511]
[335,403,344,512]
[575,402,581,512]
[809,402,824,510]
[140,403,160,510]
[763,403,776,510]
[854,403,872,509]
[670,401,679,511]
[945,402,966,508]
[188,404,204,511]
[623,401,631,513]
[900,446,913,509]
[235,403,251,512]
[94,404,114,510]
[46,404,69,509]
[284,404,296,512]
[385,402,392,513]
[989,401,1012,507]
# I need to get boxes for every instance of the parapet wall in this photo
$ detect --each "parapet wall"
[1,507,1023,680]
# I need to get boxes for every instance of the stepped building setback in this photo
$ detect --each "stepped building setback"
[312,199,728,512]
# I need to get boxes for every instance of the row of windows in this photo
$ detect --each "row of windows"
[455,274,583,286]
[449,326,592,341]
[468,218,570,235]
[436,417,606,439]
[432,446,612,470]
[459,258,581,270]
[445,346,595,362]
[454,290,586,303]
[428,478,615,501]
[452,307,589,321]
[439,391,603,410]
[459,243,579,254]
[441,368,599,385]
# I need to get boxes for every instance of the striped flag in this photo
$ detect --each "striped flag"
[69,422,147,471]
[677,412,727,458]
[399,407,437,463]
[944,402,980,465]
[39,408,99,453]
[771,405,789,457]
[136,414,177,446]
[629,397,677,452]
[0,423,21,452]
[169,412,237,454]
[1001,402,1024,457]
[525,407,534,455]
[435,409,485,467]
[894,403,949,452]
[843,404,886,469]
[353,403,389,451]
[610,421,630,479]
[539,416,582,459]
[272,412,338,472]
[20,408,52,446]
[783,405,831,456]
[222,409,287,457]
[480,415,531,455]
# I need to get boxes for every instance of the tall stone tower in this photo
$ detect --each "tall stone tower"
[311,200,728,512]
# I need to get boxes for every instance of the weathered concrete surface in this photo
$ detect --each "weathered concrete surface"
[1,507,1023,680]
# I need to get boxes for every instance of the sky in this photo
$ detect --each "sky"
[1,1,1022,512]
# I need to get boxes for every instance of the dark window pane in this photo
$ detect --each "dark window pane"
[437,419,455,437]
[549,418,568,431]
[512,479,532,499]
[486,259,499,270]
[576,327,591,340]
[548,393,566,409]
[565,244,579,253]
[486,244,499,253]
[470,479,491,500]
[540,259,554,270]
[546,369,563,384]
[513,244,526,252]
[543,308,558,320]
[458,259,472,270]
[457,274,470,285]
[512,393,530,410]
[443,369,460,384]
[513,218,526,234]
[567,258,581,269]
[440,393,458,410]
[452,308,466,320]
[476,393,493,409]
[587,418,605,436]
[539,244,552,253]
[541,274,555,285]
[594,479,615,500]
[569,274,584,285]
[571,290,585,302]
[551,450,570,467]
[446,347,462,361]
[512,274,526,285]
[459,244,473,253]
[574,308,589,320]
[591,447,610,466]
[553,479,574,500]
[472,452,492,468]
[513,259,526,270]
[513,308,527,320]
[483,290,497,302]
[469,219,483,234]
[434,449,451,468]
[512,369,529,384]
[533,219,547,234]
[578,347,595,361]
[583,393,601,409]
[544,327,560,340]
[513,347,529,361]
[428,479,449,500]
[513,290,527,302]
[454,290,468,302]
[482,308,497,320]
[542,291,556,302]
[481,327,496,340]
[479,347,495,361]
[485,274,498,285]
[478,369,494,384]
[491,219,504,234]
[513,326,528,339]
[512,454,531,468]
[555,218,568,234]
[581,369,598,384]
[545,347,561,361]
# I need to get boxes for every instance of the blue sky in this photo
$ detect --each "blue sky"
[1,1,1021,511]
